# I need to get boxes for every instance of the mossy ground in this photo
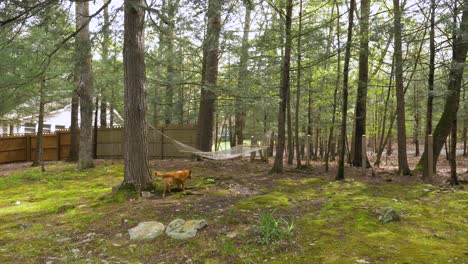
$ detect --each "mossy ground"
[0,159,466,263]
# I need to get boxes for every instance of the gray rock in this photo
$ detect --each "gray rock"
[141,191,154,198]
[165,219,207,239]
[377,207,401,223]
[128,221,165,240]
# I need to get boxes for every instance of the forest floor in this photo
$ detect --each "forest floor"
[0,153,467,264]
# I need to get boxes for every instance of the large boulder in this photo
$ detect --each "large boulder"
[165,219,208,239]
[128,221,165,240]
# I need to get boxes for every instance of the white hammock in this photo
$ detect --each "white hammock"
[149,125,271,160]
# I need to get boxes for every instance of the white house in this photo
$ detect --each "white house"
[0,104,123,135]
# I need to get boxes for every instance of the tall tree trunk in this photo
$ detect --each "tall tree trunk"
[393,0,411,175]
[287,85,293,164]
[68,80,79,162]
[235,0,252,146]
[418,1,468,175]
[336,0,355,180]
[76,0,95,169]
[176,47,184,124]
[100,3,110,128]
[422,0,436,180]
[93,96,98,159]
[271,0,293,173]
[307,82,312,159]
[121,0,152,192]
[464,85,467,156]
[375,58,394,166]
[32,77,45,172]
[153,0,166,127]
[295,0,303,168]
[326,0,340,171]
[164,0,180,125]
[197,0,221,152]
[449,116,459,185]
[352,0,370,168]
[413,84,420,156]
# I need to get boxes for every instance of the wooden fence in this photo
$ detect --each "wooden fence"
[0,125,197,164]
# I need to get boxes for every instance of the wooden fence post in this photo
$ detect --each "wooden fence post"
[362,134,366,175]
[428,134,433,180]
[26,135,31,161]
[57,131,61,160]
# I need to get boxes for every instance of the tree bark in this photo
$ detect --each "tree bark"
[271,0,293,173]
[413,84,420,156]
[76,0,95,169]
[336,0,355,180]
[449,116,459,185]
[234,0,252,147]
[99,4,109,129]
[68,81,79,162]
[32,77,45,172]
[393,0,411,175]
[418,1,468,175]
[164,0,180,125]
[325,0,340,171]
[197,0,221,152]
[295,0,303,168]
[121,0,152,191]
[153,0,166,127]
[93,96,98,159]
[422,0,436,180]
[352,0,370,168]
[287,83,293,165]
[374,58,394,166]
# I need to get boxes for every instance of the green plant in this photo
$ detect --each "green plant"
[254,211,294,245]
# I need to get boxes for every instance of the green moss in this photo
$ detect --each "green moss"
[235,192,292,210]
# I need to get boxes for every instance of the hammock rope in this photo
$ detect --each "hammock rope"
[149,124,271,160]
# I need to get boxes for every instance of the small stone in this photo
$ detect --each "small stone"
[128,221,165,240]
[226,231,238,239]
[86,232,96,238]
[15,201,21,205]
[356,259,369,263]
[112,243,121,247]
[141,191,153,198]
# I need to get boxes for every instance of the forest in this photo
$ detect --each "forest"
[0,0,467,263]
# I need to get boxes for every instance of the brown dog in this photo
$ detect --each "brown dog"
[155,169,192,198]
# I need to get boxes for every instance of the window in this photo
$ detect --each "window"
[24,123,35,134]
[55,125,65,131]
[43,124,51,133]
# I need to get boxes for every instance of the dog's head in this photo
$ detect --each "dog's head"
[187,169,192,179]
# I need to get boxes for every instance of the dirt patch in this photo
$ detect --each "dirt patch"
[0,162,35,177]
